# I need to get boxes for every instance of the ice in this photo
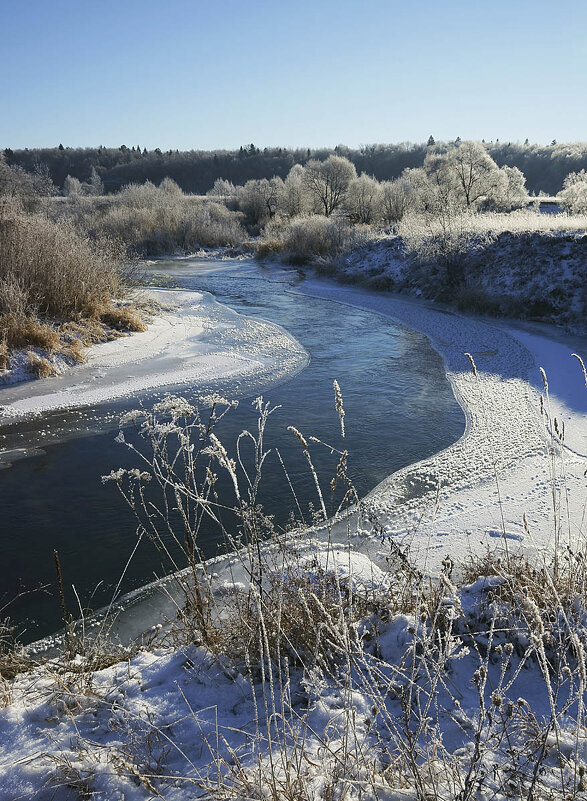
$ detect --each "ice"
[0,288,309,424]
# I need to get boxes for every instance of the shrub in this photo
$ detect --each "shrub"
[63,183,246,255]
[258,215,367,265]
[0,204,126,320]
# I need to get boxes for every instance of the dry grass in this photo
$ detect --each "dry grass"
[61,338,87,365]
[100,305,147,332]
[25,351,57,378]
[0,303,147,378]
[0,202,139,365]
[0,340,9,371]
[0,203,126,320]
[0,313,60,351]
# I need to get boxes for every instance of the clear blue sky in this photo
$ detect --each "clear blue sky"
[2,0,585,150]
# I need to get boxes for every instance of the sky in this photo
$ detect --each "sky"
[1,0,586,151]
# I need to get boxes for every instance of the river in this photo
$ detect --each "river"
[0,257,464,641]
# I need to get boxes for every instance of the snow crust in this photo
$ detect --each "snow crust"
[296,279,586,572]
[0,288,309,424]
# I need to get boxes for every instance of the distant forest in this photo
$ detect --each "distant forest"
[3,140,587,196]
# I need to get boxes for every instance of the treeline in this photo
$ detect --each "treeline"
[4,140,587,196]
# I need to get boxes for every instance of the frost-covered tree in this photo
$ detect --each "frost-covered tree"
[344,174,382,224]
[403,142,520,213]
[302,156,357,216]
[84,167,104,196]
[558,170,587,213]
[446,140,502,209]
[281,164,311,218]
[380,177,414,223]
[238,178,283,226]
[159,177,183,196]
[63,174,82,196]
[206,178,236,199]
[490,165,528,211]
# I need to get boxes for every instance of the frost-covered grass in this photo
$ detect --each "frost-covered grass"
[1,374,586,800]
[60,181,247,256]
[0,202,148,377]
[403,208,587,237]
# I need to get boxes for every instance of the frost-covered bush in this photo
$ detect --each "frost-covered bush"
[399,209,494,286]
[344,174,382,224]
[380,176,415,223]
[558,169,587,214]
[64,180,246,255]
[258,215,367,264]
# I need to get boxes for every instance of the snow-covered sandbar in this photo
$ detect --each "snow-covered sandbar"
[297,279,587,572]
[0,288,309,424]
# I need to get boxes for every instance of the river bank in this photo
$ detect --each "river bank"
[23,259,587,651]
[296,278,586,574]
[0,287,308,425]
[2,258,586,800]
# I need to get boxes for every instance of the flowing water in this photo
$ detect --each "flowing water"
[0,258,464,640]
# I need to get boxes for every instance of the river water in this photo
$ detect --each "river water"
[0,258,464,641]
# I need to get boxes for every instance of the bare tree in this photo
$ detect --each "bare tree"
[446,140,501,209]
[238,178,284,227]
[302,156,356,216]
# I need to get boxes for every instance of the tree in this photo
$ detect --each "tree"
[344,174,382,224]
[281,164,310,218]
[380,177,413,223]
[207,178,236,199]
[302,156,356,216]
[558,170,587,213]
[491,165,527,210]
[159,177,183,196]
[238,178,283,227]
[445,140,502,209]
[427,135,435,147]
[87,167,104,196]
[63,174,82,197]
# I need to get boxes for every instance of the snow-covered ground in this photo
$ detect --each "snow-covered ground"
[1,274,586,800]
[296,279,586,574]
[0,288,309,424]
[334,231,586,333]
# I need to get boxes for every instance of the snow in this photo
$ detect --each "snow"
[0,288,309,424]
[2,570,586,799]
[1,268,586,799]
[292,279,586,575]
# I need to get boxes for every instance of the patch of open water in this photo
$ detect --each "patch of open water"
[0,259,464,641]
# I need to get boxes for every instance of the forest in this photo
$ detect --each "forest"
[4,138,587,196]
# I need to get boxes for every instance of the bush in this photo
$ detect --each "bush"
[0,204,125,320]
[64,182,246,255]
[258,215,367,265]
[0,203,145,359]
